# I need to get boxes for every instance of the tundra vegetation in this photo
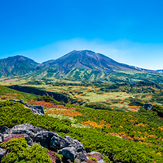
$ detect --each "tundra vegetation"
[0,81,163,162]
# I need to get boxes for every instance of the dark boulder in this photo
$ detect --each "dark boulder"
[33,131,54,148]
[19,99,24,104]
[23,134,33,146]
[10,123,36,137]
[59,146,77,162]
[33,105,44,114]
[65,136,87,161]
[0,126,9,134]
[50,134,70,150]
[65,136,85,152]
[144,104,153,110]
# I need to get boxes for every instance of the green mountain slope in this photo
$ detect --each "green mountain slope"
[1,97,163,162]
[0,55,39,77]
[0,85,37,101]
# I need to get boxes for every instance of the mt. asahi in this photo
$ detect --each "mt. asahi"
[0,50,160,82]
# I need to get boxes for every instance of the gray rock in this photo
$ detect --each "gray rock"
[50,134,70,150]
[78,151,87,161]
[11,123,35,132]
[31,108,44,115]
[3,133,16,140]
[144,104,153,110]
[65,136,85,152]
[0,123,88,162]
[9,99,45,115]
[19,99,24,104]
[59,146,77,162]
[0,148,7,160]
[34,131,54,148]
[0,126,9,134]
[10,123,36,137]
[32,127,47,134]
[23,134,33,146]
[65,136,87,161]
[0,133,4,143]
[34,105,44,114]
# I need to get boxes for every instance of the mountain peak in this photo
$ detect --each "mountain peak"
[0,55,39,77]
[41,50,141,78]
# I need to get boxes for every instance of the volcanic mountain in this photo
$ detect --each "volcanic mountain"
[42,50,137,73]
[0,55,39,77]
[35,50,156,81]
[41,50,146,73]
[0,50,159,82]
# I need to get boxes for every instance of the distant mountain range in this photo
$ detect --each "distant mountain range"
[0,50,162,82]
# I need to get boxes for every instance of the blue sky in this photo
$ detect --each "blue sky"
[0,0,163,70]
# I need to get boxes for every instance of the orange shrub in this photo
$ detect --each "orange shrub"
[130,120,137,125]
[158,127,163,131]
[81,120,104,128]
[135,123,148,127]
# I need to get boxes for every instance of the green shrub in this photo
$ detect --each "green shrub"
[1,100,163,162]
[1,138,51,163]
[34,95,60,104]
[153,105,163,118]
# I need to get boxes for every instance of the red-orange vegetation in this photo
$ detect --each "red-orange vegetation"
[27,101,76,110]
[3,134,24,143]
[46,110,82,117]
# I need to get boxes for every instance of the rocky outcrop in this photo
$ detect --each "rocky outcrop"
[144,104,153,110]
[9,99,44,115]
[0,123,89,162]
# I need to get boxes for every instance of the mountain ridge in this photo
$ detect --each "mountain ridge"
[0,50,161,82]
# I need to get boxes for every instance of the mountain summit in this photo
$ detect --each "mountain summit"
[0,55,39,77]
[42,50,139,74]
[36,50,154,81]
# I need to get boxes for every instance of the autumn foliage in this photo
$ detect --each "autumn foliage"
[46,109,82,117]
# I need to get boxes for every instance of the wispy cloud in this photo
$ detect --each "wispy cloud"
[15,38,163,70]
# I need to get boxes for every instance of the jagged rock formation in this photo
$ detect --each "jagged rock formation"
[0,123,106,162]
[0,123,88,162]
[9,99,44,115]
